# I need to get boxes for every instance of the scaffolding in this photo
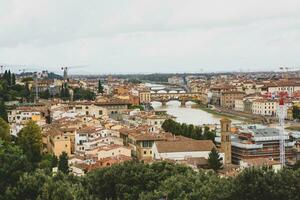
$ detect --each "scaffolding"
[277,97,286,167]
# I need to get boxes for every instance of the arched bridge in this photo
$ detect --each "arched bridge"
[151,93,202,106]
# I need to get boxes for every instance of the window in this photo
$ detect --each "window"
[144,151,147,155]
[150,151,152,154]
[65,144,68,147]
[99,110,103,115]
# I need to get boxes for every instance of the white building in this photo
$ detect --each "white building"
[252,99,277,116]
[234,99,244,112]
[152,140,224,162]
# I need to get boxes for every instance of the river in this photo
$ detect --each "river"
[146,82,242,125]
[151,101,242,126]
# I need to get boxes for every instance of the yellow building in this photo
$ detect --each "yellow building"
[139,89,151,104]
[44,128,72,157]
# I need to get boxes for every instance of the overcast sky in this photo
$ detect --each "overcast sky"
[1,0,300,74]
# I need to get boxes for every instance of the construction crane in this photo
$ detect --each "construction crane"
[61,65,86,82]
[0,65,4,75]
[279,67,290,80]
[277,93,286,167]
[18,67,41,103]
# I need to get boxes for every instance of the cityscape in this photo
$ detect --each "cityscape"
[1,1,300,200]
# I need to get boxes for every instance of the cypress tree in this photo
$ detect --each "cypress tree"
[98,79,104,94]
[11,74,16,86]
[7,70,11,86]
[0,101,8,122]
[208,148,223,171]
[58,152,69,174]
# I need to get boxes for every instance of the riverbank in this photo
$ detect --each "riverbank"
[192,103,254,123]
[286,125,300,131]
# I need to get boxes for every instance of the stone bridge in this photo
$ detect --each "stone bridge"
[151,92,202,106]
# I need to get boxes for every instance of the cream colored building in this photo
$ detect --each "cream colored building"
[97,145,131,160]
[252,99,277,116]
[139,90,151,104]
[8,106,47,135]
[234,99,244,112]
[68,103,108,118]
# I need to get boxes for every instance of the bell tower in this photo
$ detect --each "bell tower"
[220,118,232,164]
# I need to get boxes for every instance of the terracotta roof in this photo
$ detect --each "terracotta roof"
[155,140,215,153]
[242,158,280,167]
[77,126,101,134]
[43,127,64,136]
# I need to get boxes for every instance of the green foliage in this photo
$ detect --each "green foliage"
[17,121,43,165]
[0,140,31,195]
[0,101,8,122]
[73,88,95,101]
[84,161,193,200]
[231,168,300,200]
[58,152,69,174]
[293,160,300,170]
[5,170,89,200]
[127,79,142,84]
[60,83,70,100]
[140,170,233,200]
[292,106,300,120]
[162,119,215,141]
[38,154,58,173]
[0,117,10,141]
[0,73,32,102]
[39,89,51,99]
[98,79,104,94]
[21,77,34,82]
[128,104,144,110]
[208,148,223,171]
[11,74,16,86]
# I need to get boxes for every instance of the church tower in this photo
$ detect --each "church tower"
[220,118,232,164]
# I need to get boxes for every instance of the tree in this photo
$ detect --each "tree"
[11,74,16,86]
[17,121,43,165]
[0,140,31,195]
[4,170,88,200]
[208,148,223,171]
[73,88,95,101]
[0,117,10,141]
[292,106,300,120]
[39,154,58,173]
[40,89,50,99]
[51,155,58,168]
[293,160,300,170]
[203,127,216,141]
[98,79,104,94]
[0,100,8,122]
[7,70,12,86]
[58,152,69,174]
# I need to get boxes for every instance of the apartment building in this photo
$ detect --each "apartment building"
[215,127,295,164]
[252,99,277,116]
[43,127,72,157]
[220,91,245,109]
[138,89,151,104]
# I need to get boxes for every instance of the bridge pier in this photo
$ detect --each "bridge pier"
[180,100,186,107]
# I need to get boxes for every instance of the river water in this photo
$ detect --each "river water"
[147,82,242,126]
[151,101,242,126]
